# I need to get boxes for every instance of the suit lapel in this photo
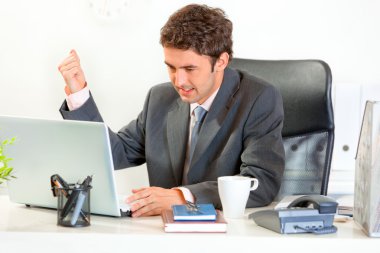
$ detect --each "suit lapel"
[167,99,190,185]
[189,68,241,177]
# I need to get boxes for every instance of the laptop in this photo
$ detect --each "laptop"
[0,115,131,217]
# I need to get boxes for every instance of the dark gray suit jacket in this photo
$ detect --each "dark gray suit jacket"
[60,67,285,209]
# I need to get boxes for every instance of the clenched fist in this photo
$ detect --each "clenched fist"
[58,49,87,95]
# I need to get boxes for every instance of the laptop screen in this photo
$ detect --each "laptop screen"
[0,115,125,217]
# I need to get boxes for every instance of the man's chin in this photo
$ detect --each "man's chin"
[179,96,198,104]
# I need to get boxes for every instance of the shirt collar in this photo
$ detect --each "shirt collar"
[190,88,220,115]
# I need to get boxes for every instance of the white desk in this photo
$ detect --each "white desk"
[0,195,377,253]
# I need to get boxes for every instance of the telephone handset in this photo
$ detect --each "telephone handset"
[249,195,338,234]
[288,195,338,214]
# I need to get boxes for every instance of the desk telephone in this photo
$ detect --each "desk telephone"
[249,195,338,234]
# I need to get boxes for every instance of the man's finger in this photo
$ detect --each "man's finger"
[131,187,147,193]
[59,61,81,73]
[58,56,77,71]
[130,193,156,211]
[132,202,161,217]
[127,188,151,203]
[70,49,80,62]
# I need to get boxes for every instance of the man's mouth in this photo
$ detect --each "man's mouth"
[179,87,194,93]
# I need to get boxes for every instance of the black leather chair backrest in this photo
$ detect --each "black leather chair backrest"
[229,59,334,198]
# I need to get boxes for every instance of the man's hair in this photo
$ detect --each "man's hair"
[160,4,233,69]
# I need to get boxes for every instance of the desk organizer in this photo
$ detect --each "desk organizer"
[56,184,92,227]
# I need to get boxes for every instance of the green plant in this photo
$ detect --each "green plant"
[0,136,16,184]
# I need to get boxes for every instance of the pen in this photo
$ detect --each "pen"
[70,188,88,225]
[70,176,92,225]
[186,200,202,213]
[51,174,69,197]
[81,175,93,189]
[52,179,68,197]
[60,184,80,220]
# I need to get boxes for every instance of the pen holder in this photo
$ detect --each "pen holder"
[56,184,92,227]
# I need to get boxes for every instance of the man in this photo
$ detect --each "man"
[58,4,285,217]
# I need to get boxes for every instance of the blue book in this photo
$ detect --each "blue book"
[172,203,217,221]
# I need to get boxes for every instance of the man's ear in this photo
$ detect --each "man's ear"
[214,52,230,72]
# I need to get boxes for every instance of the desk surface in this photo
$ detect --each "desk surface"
[0,195,377,253]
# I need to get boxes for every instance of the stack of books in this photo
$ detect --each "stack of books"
[161,203,227,233]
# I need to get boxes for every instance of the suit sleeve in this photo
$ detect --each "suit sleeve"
[59,93,148,169]
[240,85,285,207]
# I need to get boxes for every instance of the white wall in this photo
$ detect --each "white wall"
[1,0,379,194]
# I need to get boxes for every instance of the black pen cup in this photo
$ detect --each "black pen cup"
[56,184,92,227]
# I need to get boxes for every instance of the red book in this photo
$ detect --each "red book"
[161,209,227,233]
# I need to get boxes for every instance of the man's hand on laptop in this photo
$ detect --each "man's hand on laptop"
[58,49,87,95]
[126,187,186,217]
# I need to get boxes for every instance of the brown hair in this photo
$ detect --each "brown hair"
[160,4,233,68]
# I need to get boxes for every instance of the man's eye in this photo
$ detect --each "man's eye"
[185,68,195,72]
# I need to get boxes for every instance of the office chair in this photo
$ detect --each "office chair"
[229,59,334,199]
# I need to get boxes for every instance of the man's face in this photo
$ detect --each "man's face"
[164,47,222,104]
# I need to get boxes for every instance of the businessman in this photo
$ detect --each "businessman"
[58,4,285,217]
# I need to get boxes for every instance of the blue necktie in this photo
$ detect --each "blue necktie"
[189,106,207,163]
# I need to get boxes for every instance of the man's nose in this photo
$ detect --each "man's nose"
[175,70,187,86]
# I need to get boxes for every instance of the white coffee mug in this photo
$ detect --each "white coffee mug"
[218,176,259,219]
